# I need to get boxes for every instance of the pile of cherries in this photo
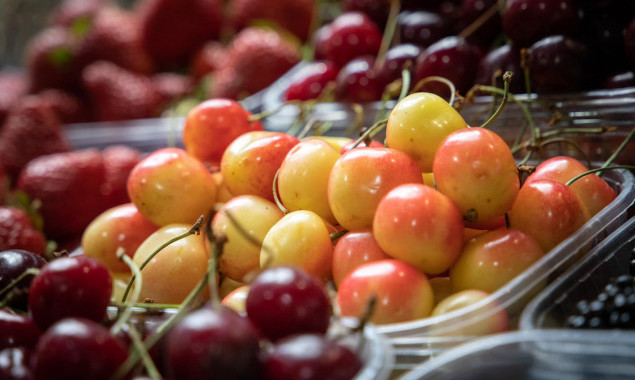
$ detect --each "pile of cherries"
[285,0,635,103]
[0,248,364,380]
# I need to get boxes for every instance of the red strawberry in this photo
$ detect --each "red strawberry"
[37,89,89,124]
[16,150,107,241]
[25,26,80,93]
[75,6,154,75]
[50,0,105,27]
[189,41,228,80]
[0,207,47,256]
[0,70,27,126]
[101,145,143,208]
[137,0,223,68]
[82,61,165,121]
[0,96,71,178]
[212,27,301,99]
[229,0,314,41]
[151,73,195,104]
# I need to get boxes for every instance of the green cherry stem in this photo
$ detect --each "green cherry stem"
[350,118,388,149]
[111,255,214,380]
[480,71,512,129]
[537,137,591,168]
[566,166,635,186]
[0,268,39,298]
[111,249,143,336]
[374,0,401,70]
[601,127,634,169]
[330,229,348,241]
[398,68,411,102]
[126,323,161,380]
[272,170,290,214]
[121,215,205,303]
[539,126,615,138]
[411,76,457,106]
[247,99,304,122]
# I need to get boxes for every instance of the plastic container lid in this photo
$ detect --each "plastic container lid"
[520,216,635,330]
[399,329,635,380]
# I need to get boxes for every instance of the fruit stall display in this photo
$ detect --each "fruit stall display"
[1,0,635,379]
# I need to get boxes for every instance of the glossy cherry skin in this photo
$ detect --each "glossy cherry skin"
[322,12,383,67]
[166,306,261,380]
[602,71,635,89]
[332,228,391,287]
[344,0,390,28]
[457,0,502,47]
[32,318,128,380]
[334,56,383,102]
[415,36,482,97]
[475,44,524,93]
[398,11,450,48]
[502,0,579,47]
[246,266,332,342]
[263,334,362,380]
[0,310,40,350]
[375,43,423,88]
[0,249,47,310]
[0,347,32,380]
[28,255,112,331]
[285,61,339,101]
[528,35,591,93]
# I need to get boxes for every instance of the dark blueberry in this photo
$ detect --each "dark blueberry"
[566,315,586,328]
[615,275,634,289]
[575,299,590,316]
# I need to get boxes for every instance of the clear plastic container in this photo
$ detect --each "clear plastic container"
[399,330,635,379]
[381,168,634,368]
[261,62,635,164]
[520,216,635,330]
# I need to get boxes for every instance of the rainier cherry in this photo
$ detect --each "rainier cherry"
[431,289,509,336]
[332,229,391,287]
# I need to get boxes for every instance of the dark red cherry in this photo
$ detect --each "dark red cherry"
[0,249,47,310]
[0,347,32,380]
[344,0,390,28]
[475,44,524,93]
[0,309,41,350]
[626,17,635,69]
[313,25,333,61]
[285,61,339,101]
[32,318,128,380]
[415,36,483,97]
[262,334,363,380]
[578,6,631,75]
[246,266,332,342]
[334,56,383,102]
[322,12,383,67]
[457,0,502,47]
[502,0,579,47]
[601,71,635,89]
[398,11,450,48]
[376,43,423,87]
[28,255,112,331]
[528,35,591,93]
[436,0,462,27]
[403,0,444,11]
[166,306,261,380]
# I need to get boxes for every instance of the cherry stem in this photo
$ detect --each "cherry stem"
[352,295,377,334]
[601,127,634,169]
[0,267,39,298]
[111,253,215,380]
[566,166,635,187]
[272,170,290,214]
[121,216,204,304]
[398,68,411,102]
[540,126,615,138]
[480,71,512,129]
[208,234,224,309]
[345,104,365,138]
[248,99,304,122]
[111,249,143,336]
[520,48,532,95]
[297,118,319,139]
[330,229,348,241]
[457,2,499,40]
[350,119,388,149]
[505,213,511,229]
[537,137,591,168]
[411,76,457,106]
[374,0,401,70]
[127,323,161,380]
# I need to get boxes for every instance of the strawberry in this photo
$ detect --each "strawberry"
[190,41,228,80]
[0,206,47,256]
[82,61,165,121]
[37,89,89,124]
[0,96,71,178]
[228,0,314,41]
[101,145,143,208]
[151,73,195,104]
[75,6,154,75]
[16,149,107,241]
[0,70,27,126]
[24,26,80,93]
[50,0,105,27]
[211,27,301,99]
[137,0,223,68]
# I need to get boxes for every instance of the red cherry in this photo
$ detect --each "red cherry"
[502,0,579,47]
[285,61,339,101]
[322,12,383,67]
[398,10,450,48]
[334,56,383,102]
